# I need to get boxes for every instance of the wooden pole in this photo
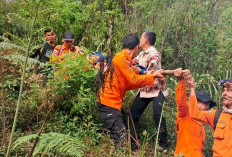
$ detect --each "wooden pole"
[161,69,190,75]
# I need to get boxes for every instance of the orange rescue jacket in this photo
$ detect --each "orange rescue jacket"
[98,50,154,111]
[174,81,205,157]
[50,44,77,63]
[189,94,232,157]
[50,44,78,79]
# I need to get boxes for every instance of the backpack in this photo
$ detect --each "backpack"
[213,109,222,131]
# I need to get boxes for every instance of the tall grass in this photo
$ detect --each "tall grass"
[154,102,165,157]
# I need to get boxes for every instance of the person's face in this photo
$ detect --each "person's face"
[197,101,209,110]
[45,32,56,42]
[62,39,74,49]
[139,32,148,48]
[222,83,232,107]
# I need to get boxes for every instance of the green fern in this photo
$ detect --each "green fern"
[13,134,38,149]
[0,42,26,52]
[13,132,87,157]
[3,32,27,47]
[1,54,45,67]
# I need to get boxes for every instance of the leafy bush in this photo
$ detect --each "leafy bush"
[49,52,98,123]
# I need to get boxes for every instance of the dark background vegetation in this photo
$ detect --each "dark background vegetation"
[0,0,232,156]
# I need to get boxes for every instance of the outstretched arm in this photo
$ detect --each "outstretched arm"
[176,80,189,118]
[174,68,189,118]
[186,75,215,127]
[113,54,164,90]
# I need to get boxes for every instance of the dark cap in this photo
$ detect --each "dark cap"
[217,79,232,86]
[196,91,216,108]
[63,31,74,41]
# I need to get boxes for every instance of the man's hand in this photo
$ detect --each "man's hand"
[174,68,190,80]
[146,62,154,71]
[75,46,83,56]
[174,68,183,79]
[185,75,195,89]
[75,46,80,52]
[182,69,190,76]
[146,70,154,75]
[147,70,165,84]
[153,70,164,78]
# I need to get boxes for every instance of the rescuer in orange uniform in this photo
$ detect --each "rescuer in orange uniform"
[96,33,164,147]
[174,69,216,157]
[50,31,81,63]
[186,76,232,157]
[50,31,81,79]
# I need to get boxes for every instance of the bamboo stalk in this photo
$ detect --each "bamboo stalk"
[28,104,54,157]
[6,1,41,156]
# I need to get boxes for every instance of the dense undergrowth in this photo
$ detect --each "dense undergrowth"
[0,0,232,156]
